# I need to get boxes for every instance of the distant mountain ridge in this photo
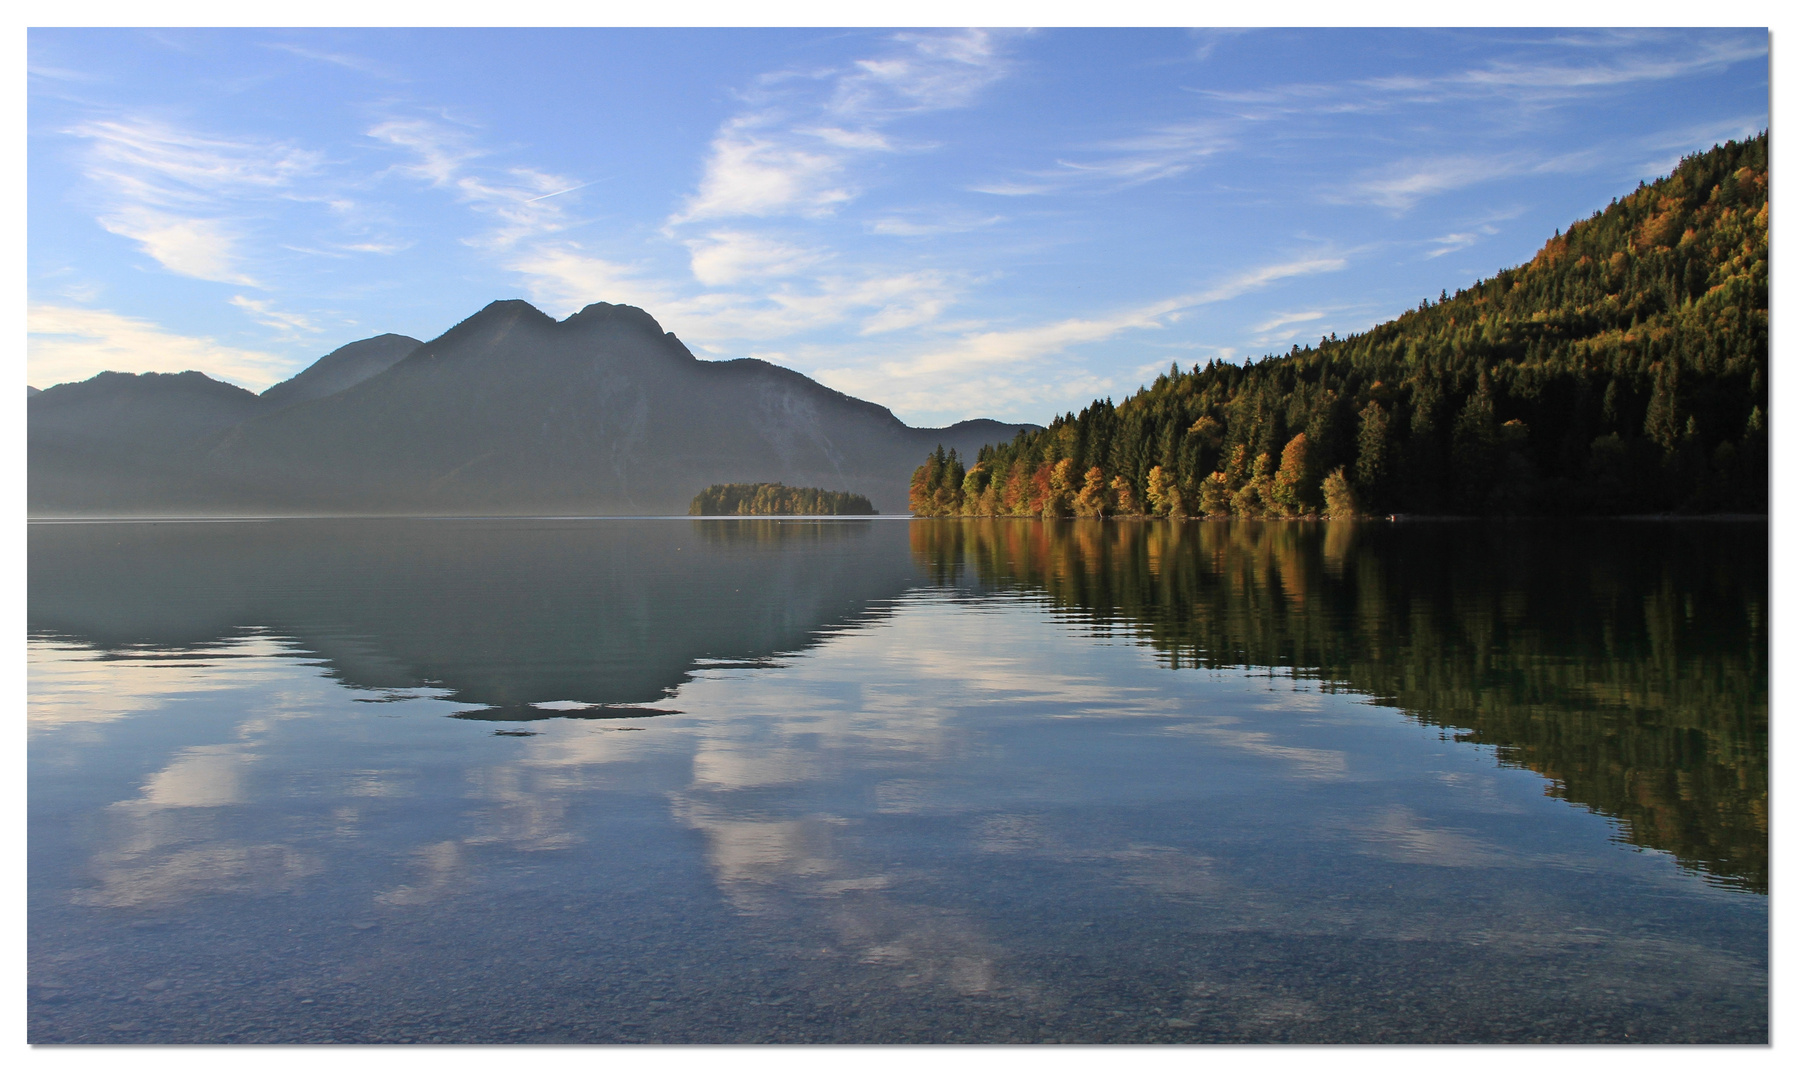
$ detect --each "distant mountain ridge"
[28,300,1035,516]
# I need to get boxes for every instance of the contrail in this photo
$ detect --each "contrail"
[523,180,600,203]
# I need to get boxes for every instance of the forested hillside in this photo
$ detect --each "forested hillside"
[912,134,1767,518]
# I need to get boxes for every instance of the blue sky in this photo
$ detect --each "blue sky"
[26,27,1769,427]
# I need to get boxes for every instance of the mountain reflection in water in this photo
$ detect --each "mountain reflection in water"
[27,517,1766,1043]
[30,518,913,714]
[32,516,1761,893]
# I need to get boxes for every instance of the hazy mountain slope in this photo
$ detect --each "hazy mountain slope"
[29,370,274,512]
[257,333,422,409]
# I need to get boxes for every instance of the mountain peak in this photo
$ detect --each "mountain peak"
[564,301,666,334]
[259,333,423,409]
[480,298,552,320]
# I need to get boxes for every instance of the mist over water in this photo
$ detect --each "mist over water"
[28,518,1766,1043]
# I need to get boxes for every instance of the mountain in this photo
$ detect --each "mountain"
[256,332,421,409]
[29,370,273,511]
[28,302,1035,517]
[30,332,431,515]
[911,133,1768,518]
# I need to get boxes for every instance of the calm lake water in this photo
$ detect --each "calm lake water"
[27,517,1767,1044]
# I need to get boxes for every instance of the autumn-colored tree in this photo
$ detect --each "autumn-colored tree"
[1198,472,1232,516]
[1321,467,1358,519]
[1110,474,1141,515]
[1272,432,1317,514]
[1045,458,1080,517]
[1073,466,1108,517]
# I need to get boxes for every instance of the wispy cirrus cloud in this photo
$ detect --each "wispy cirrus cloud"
[974,119,1234,197]
[68,116,321,285]
[866,211,1002,237]
[262,41,402,81]
[367,116,583,251]
[228,294,320,338]
[818,253,1346,394]
[28,303,297,390]
[1423,224,1507,258]
[670,29,1012,226]
[1250,310,1327,335]
[1338,155,1526,213]
[1334,145,1631,213]
[709,251,1349,418]
[1202,32,1767,118]
[1364,33,1767,102]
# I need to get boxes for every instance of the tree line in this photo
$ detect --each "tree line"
[912,133,1767,518]
[690,483,875,516]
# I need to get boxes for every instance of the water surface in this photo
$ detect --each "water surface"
[27,517,1767,1043]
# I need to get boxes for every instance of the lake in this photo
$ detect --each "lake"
[27,516,1767,1043]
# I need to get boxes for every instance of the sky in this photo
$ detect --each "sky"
[26,26,1770,427]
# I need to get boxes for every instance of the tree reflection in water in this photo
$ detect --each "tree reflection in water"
[908,518,1767,893]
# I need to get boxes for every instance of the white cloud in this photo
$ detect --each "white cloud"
[867,213,1002,237]
[1426,232,1481,258]
[808,254,1346,418]
[672,120,855,224]
[977,119,1235,196]
[367,117,477,187]
[368,117,581,251]
[1339,155,1525,212]
[1251,310,1327,334]
[828,29,1011,117]
[800,126,896,152]
[508,243,962,349]
[229,295,320,337]
[1197,256,1349,304]
[1417,35,1767,98]
[966,180,1054,197]
[98,208,257,286]
[262,42,400,80]
[674,125,855,225]
[1212,33,1767,118]
[685,230,825,286]
[506,248,676,318]
[68,116,319,284]
[898,304,1176,378]
[671,31,1012,227]
[71,117,319,205]
[28,303,297,391]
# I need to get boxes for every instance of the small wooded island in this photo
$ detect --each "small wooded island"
[690,483,876,515]
[911,134,1767,519]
